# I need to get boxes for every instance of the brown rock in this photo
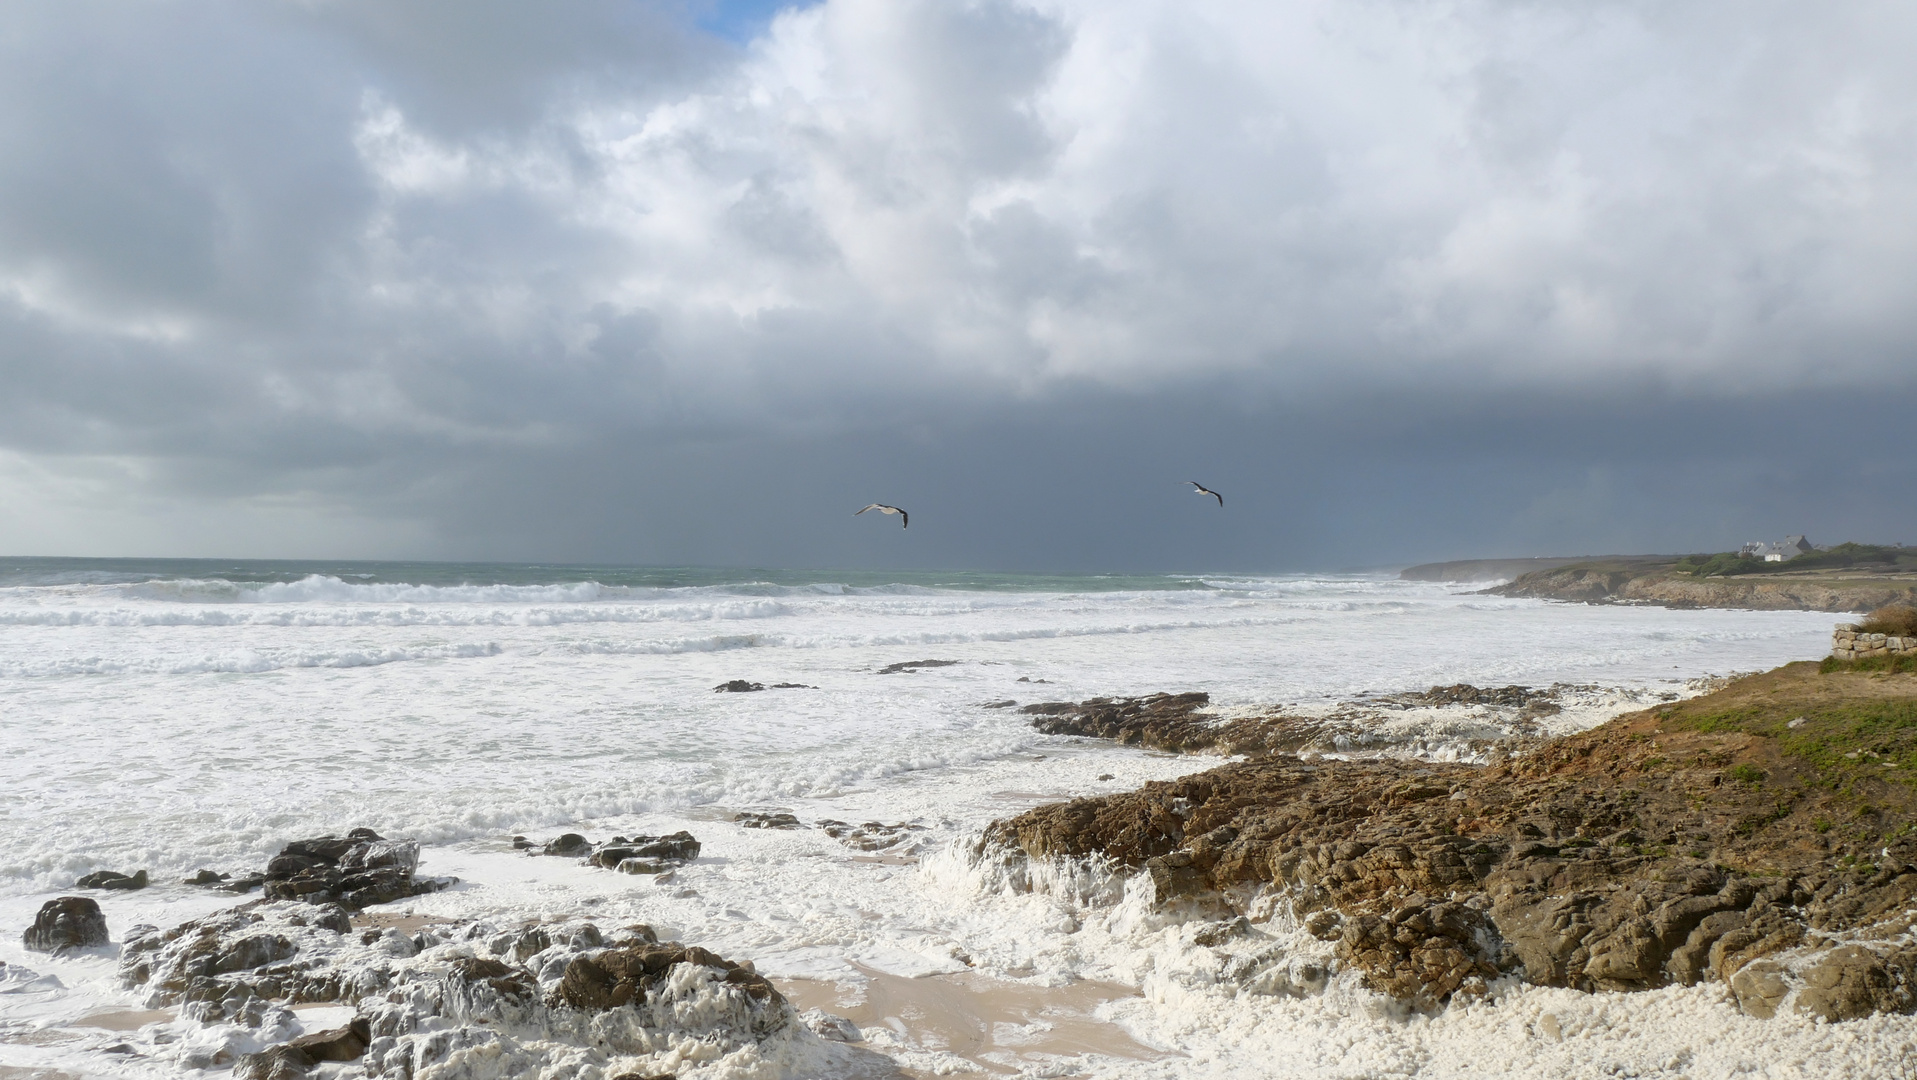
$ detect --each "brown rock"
[986,671,1917,1017]
[1794,945,1917,1022]
[261,829,448,910]
[553,944,783,1012]
[235,1017,370,1080]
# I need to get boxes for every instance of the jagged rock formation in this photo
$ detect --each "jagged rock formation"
[1022,686,1615,761]
[1489,564,1917,612]
[263,828,452,910]
[121,901,795,1077]
[534,831,702,874]
[76,869,148,890]
[236,1018,370,1080]
[22,896,110,953]
[990,665,1917,1021]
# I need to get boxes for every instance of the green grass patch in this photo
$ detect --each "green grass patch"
[1662,685,1917,791]
[1823,654,1917,675]
[1675,542,1917,578]
[1675,552,1767,577]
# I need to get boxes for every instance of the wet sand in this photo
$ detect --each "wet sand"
[777,966,1174,1074]
[71,1009,172,1031]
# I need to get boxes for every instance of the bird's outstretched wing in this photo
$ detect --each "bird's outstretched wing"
[1186,481,1224,507]
[856,503,908,527]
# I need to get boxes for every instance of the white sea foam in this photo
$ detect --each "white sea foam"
[0,569,1873,1078]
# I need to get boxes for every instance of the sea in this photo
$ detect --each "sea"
[0,558,1909,1078]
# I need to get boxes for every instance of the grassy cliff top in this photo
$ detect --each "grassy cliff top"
[1545,661,1917,857]
[1675,543,1917,579]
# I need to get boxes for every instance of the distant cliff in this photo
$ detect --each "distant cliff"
[1487,558,1917,612]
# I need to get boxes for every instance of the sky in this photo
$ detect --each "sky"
[0,0,1913,572]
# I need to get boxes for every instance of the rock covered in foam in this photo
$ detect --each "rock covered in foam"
[356,925,791,1078]
[23,896,110,953]
[120,901,366,1019]
[817,820,926,852]
[988,683,1917,1020]
[235,1017,372,1080]
[262,827,453,910]
[119,899,799,1080]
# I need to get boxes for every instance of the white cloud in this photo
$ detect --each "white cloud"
[0,0,1914,559]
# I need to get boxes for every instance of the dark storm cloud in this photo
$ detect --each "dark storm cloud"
[0,0,1912,562]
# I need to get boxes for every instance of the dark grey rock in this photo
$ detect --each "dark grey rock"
[261,829,449,910]
[23,896,109,953]
[77,869,148,891]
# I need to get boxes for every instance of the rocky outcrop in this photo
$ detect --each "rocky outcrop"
[988,670,1917,1021]
[878,659,958,674]
[590,833,702,874]
[121,902,795,1077]
[1023,693,1221,751]
[77,869,148,890]
[236,1018,371,1080]
[1022,686,1594,760]
[23,896,110,953]
[713,680,814,691]
[1491,567,1917,612]
[534,831,702,874]
[263,828,452,910]
[553,941,781,1014]
[121,901,359,1019]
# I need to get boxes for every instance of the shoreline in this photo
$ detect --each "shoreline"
[987,658,1917,1027]
[7,661,1913,1076]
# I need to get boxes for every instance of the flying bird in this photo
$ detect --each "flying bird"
[855,503,909,528]
[1186,481,1223,508]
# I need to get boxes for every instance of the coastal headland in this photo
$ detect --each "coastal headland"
[987,648,1917,1022]
[1405,545,1917,612]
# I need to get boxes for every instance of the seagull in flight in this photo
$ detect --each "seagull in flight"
[1186,481,1223,508]
[855,503,909,528]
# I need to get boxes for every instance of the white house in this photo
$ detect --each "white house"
[1739,535,1814,562]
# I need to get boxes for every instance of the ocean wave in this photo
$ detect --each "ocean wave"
[0,599,801,628]
[0,641,502,677]
[0,570,1257,608]
[102,575,1031,604]
[556,634,769,656]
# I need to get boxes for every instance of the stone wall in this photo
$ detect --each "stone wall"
[1831,624,1917,661]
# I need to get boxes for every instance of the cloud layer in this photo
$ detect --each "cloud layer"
[1,0,1913,564]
